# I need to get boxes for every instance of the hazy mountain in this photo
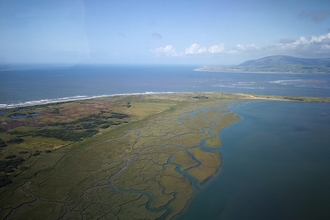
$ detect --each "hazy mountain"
[196,55,330,73]
[238,55,330,67]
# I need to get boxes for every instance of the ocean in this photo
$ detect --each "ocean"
[1,64,330,219]
[1,64,330,108]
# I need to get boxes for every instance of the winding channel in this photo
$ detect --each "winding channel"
[103,107,235,219]
[4,106,237,220]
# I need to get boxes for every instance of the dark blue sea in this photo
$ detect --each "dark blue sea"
[1,64,330,219]
[1,64,330,107]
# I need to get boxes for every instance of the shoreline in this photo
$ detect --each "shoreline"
[194,68,330,75]
[1,92,330,110]
[0,92,178,109]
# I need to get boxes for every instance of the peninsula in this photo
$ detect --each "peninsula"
[196,55,330,74]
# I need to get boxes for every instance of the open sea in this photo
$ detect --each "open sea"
[1,64,330,108]
[1,64,330,219]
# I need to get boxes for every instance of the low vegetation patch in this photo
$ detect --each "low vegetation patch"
[0,139,7,148]
[33,129,98,142]
[7,138,24,144]
[1,93,329,219]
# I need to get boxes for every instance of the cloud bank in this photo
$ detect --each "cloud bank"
[228,33,330,57]
[152,43,226,57]
[185,43,225,55]
[151,45,181,56]
[151,32,330,58]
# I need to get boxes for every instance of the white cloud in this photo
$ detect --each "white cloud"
[277,33,330,53]
[185,43,207,55]
[185,43,225,55]
[151,33,330,59]
[235,43,260,51]
[152,43,226,57]
[208,44,225,53]
[310,33,330,44]
[151,45,181,56]
[231,33,330,57]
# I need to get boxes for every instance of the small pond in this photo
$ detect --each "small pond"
[10,113,41,119]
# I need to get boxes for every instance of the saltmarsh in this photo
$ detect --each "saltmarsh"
[3,92,311,219]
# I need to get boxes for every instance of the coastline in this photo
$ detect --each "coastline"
[1,92,330,219]
[194,68,313,74]
[0,92,178,109]
[194,67,330,75]
[1,91,330,110]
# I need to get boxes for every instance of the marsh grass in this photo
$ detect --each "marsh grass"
[2,92,316,219]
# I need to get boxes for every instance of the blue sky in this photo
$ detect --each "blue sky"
[0,0,330,65]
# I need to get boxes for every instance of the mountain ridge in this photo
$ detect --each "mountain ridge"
[196,55,330,74]
[238,55,330,67]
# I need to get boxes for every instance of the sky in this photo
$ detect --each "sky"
[0,0,330,65]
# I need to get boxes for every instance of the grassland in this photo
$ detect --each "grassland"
[1,92,329,219]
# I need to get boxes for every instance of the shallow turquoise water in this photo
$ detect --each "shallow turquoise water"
[176,101,330,220]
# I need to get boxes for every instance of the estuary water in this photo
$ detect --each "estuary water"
[177,101,330,220]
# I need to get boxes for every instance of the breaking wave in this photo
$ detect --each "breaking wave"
[0,92,176,109]
[212,81,265,90]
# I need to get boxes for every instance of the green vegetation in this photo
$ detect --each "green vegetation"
[1,92,330,219]
[0,155,25,187]
[284,96,305,101]
[33,128,98,142]
[188,148,221,182]
[0,174,12,187]
[0,139,7,148]
[7,138,24,144]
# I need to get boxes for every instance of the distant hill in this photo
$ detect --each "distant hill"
[238,55,330,67]
[196,55,330,73]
